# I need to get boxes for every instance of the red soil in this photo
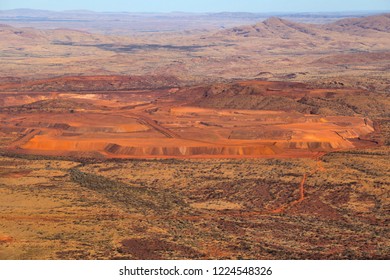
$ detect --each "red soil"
[0,80,377,159]
[0,235,13,244]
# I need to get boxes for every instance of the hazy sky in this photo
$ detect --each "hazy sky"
[1,0,390,13]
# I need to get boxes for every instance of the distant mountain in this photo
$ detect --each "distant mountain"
[0,24,48,43]
[218,13,390,40]
[219,16,328,39]
[0,23,110,45]
[1,9,385,34]
[0,8,97,18]
[325,13,390,35]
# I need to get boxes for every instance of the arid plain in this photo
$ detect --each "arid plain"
[0,10,389,259]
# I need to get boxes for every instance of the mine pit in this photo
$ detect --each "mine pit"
[0,79,378,159]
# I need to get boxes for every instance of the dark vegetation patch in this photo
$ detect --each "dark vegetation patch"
[56,250,91,260]
[0,75,181,92]
[53,41,217,52]
[198,94,311,112]
[193,82,390,118]
[0,98,98,113]
[69,168,187,214]
[118,238,203,259]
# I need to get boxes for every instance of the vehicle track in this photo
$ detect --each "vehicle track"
[115,112,181,138]
[269,152,324,214]
[135,115,180,138]
[270,173,306,214]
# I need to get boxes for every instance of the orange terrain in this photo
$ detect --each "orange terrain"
[0,78,378,159]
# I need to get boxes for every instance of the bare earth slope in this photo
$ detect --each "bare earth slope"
[325,13,390,34]
[0,79,384,159]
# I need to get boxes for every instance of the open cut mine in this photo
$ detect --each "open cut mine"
[0,79,377,159]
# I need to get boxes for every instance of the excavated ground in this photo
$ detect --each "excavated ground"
[0,79,379,159]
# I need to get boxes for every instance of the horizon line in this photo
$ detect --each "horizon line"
[1,8,390,14]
